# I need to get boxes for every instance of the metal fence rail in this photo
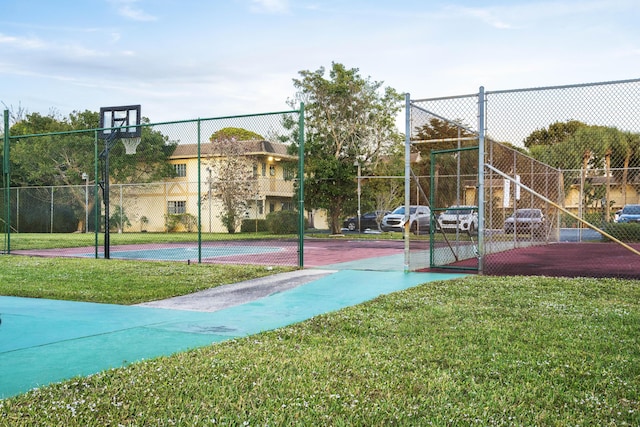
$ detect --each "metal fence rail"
[1,109,305,267]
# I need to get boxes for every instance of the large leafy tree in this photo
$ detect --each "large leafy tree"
[527,122,640,215]
[287,62,403,233]
[523,120,587,148]
[7,110,177,231]
[412,118,478,207]
[9,110,176,186]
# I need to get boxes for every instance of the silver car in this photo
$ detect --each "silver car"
[504,208,544,234]
[381,205,431,234]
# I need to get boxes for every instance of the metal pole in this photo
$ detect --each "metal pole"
[197,119,202,263]
[83,173,89,233]
[404,93,411,272]
[103,137,110,259]
[297,102,305,267]
[3,110,11,253]
[477,86,486,274]
[94,132,99,258]
[357,162,361,232]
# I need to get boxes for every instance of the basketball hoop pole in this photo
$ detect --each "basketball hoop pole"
[98,105,141,260]
[99,129,121,259]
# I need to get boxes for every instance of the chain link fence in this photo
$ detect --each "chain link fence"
[1,110,304,267]
[410,79,640,278]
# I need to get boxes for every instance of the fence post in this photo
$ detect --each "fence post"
[404,93,411,273]
[3,110,10,253]
[477,86,486,274]
[197,119,202,263]
[297,103,305,268]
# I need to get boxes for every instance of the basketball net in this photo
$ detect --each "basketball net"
[122,137,141,155]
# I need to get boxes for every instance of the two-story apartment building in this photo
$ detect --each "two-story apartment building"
[119,139,311,233]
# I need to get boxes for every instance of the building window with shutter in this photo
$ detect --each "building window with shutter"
[168,200,186,214]
[174,164,187,177]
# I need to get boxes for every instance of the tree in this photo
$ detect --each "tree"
[412,118,478,207]
[211,127,263,141]
[206,129,260,233]
[523,120,587,148]
[527,123,640,219]
[287,62,403,233]
[366,139,405,218]
[7,110,177,231]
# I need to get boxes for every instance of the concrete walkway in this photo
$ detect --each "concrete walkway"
[0,269,466,399]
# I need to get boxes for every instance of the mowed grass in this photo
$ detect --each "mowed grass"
[0,256,293,304]
[0,256,638,425]
[6,232,297,250]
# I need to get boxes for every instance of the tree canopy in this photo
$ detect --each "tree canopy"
[287,62,403,233]
[210,127,264,141]
[8,110,176,186]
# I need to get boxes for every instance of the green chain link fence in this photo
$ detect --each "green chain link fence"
[1,109,305,267]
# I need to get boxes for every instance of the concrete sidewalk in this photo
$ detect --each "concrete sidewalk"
[136,269,335,312]
[1,269,467,398]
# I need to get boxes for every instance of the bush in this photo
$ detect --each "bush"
[602,222,640,242]
[265,210,307,234]
[165,213,197,232]
[241,219,268,233]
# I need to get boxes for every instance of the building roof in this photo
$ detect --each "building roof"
[170,140,297,160]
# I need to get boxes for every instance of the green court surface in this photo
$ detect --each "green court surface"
[0,270,466,399]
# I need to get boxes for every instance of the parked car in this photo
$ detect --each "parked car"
[503,208,545,234]
[381,205,431,234]
[342,210,389,231]
[437,205,478,234]
[617,204,640,223]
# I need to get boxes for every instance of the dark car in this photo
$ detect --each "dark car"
[617,204,640,223]
[503,208,545,234]
[342,210,389,231]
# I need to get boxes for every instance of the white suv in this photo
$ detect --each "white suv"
[437,205,478,234]
[381,205,431,234]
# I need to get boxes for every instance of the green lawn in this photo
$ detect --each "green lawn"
[0,257,638,425]
[5,231,298,250]
[0,256,293,304]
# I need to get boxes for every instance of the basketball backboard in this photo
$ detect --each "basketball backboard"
[99,105,141,139]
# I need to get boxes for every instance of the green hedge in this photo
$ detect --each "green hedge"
[265,210,307,234]
[602,222,640,242]
[241,219,268,233]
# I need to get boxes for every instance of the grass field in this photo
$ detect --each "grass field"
[0,256,638,425]
[4,231,299,250]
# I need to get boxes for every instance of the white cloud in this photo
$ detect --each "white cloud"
[108,0,157,22]
[249,0,290,14]
[0,33,45,49]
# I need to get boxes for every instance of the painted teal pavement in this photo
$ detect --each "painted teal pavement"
[0,270,466,398]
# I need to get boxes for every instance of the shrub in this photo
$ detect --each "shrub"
[602,222,640,242]
[241,219,268,233]
[265,210,307,234]
[165,213,197,232]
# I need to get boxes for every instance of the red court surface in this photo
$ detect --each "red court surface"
[445,242,640,279]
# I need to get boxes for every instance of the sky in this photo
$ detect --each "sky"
[0,0,638,127]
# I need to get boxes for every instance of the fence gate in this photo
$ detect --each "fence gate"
[408,78,640,279]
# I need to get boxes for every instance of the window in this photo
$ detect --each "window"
[269,165,276,176]
[269,202,275,213]
[283,165,295,181]
[261,163,267,177]
[174,163,187,177]
[253,163,258,178]
[168,201,186,214]
[256,200,263,215]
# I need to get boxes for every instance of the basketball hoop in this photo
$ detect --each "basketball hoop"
[122,136,141,155]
